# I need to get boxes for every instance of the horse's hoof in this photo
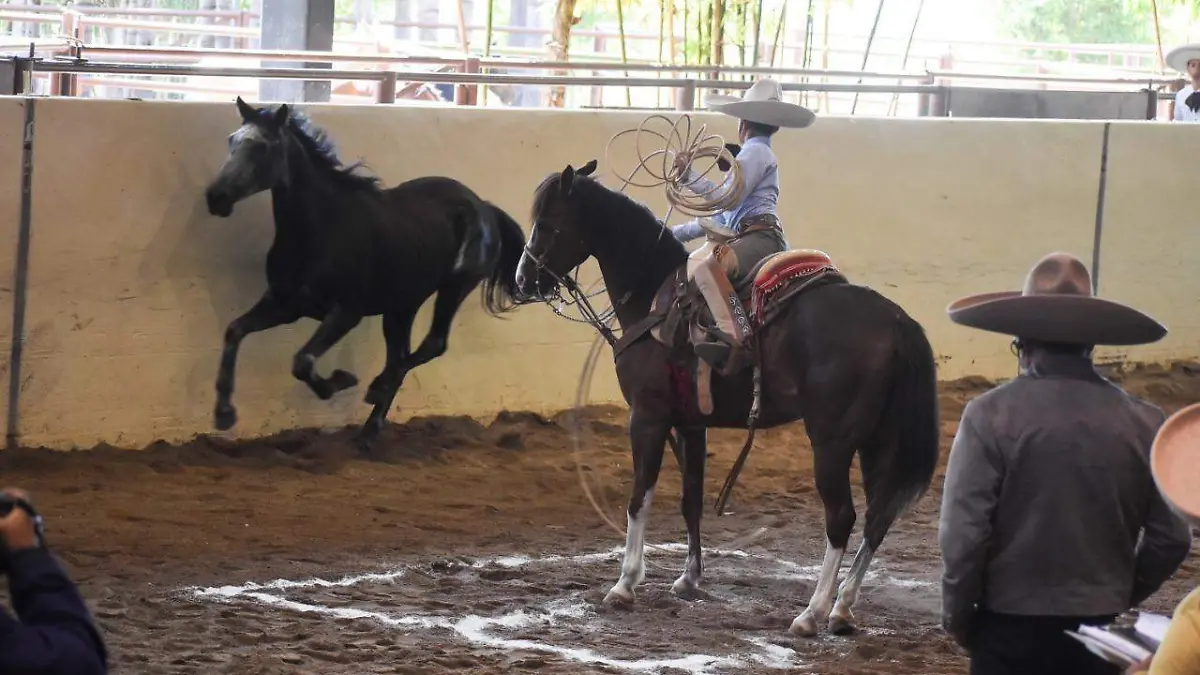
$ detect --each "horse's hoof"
[670,576,706,601]
[788,613,820,638]
[328,369,359,392]
[214,404,237,431]
[828,607,857,636]
[602,586,635,608]
[828,616,857,636]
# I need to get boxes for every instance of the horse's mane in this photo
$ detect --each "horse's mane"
[266,107,382,192]
[532,171,672,241]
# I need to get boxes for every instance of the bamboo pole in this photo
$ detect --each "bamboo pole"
[887,0,924,116]
[1151,0,1166,73]
[849,0,885,114]
[482,0,494,105]
[616,0,631,106]
[667,0,676,64]
[454,0,469,52]
[752,0,765,67]
[658,0,666,107]
[770,0,789,69]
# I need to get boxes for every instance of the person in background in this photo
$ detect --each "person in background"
[0,488,107,674]
[938,252,1193,675]
[1166,44,1200,122]
[1127,402,1200,675]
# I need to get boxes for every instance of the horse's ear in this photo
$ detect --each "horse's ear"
[236,96,256,122]
[559,165,575,195]
[578,159,598,176]
[272,103,290,128]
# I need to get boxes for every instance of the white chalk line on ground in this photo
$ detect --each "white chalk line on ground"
[184,543,932,673]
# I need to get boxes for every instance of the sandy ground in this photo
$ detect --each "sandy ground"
[1,361,1198,674]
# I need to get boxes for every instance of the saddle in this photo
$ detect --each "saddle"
[633,248,846,416]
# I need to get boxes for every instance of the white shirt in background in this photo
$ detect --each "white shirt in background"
[1174,85,1200,122]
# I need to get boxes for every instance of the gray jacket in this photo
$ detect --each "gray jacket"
[939,353,1193,639]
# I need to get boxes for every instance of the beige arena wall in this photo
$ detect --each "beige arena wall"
[0,96,1195,449]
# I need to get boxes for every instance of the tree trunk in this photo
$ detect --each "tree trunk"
[546,0,578,107]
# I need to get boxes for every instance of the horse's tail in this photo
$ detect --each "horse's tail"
[480,201,527,316]
[870,313,941,526]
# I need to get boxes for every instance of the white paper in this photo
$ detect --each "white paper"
[1077,625,1153,663]
[1135,612,1171,649]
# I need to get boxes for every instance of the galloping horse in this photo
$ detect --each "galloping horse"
[515,161,939,637]
[204,98,526,442]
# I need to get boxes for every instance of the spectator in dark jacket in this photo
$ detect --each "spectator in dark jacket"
[0,488,107,674]
[939,252,1193,675]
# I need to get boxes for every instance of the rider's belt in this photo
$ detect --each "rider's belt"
[736,213,782,234]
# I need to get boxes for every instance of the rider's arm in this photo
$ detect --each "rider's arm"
[671,219,705,242]
[680,143,772,206]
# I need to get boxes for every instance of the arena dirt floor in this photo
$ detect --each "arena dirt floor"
[1,361,1198,674]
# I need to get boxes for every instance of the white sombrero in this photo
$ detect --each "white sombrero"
[1151,402,1200,522]
[1166,43,1200,75]
[705,78,816,129]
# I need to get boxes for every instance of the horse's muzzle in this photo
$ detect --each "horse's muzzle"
[205,187,234,218]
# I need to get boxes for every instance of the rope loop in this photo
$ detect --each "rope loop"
[604,113,744,220]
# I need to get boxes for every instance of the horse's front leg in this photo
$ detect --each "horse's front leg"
[604,407,671,607]
[671,426,707,599]
[291,303,364,400]
[214,293,300,430]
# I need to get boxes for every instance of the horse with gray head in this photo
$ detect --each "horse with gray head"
[205,97,526,443]
[515,160,939,636]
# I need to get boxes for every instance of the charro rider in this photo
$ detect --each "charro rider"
[669,77,815,373]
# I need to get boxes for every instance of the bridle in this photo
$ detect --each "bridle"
[519,219,620,348]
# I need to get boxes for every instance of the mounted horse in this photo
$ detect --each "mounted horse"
[204,97,526,443]
[515,83,939,637]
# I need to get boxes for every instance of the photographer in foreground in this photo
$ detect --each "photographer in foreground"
[0,488,107,674]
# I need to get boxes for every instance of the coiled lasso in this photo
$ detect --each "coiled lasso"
[567,114,767,572]
[604,113,745,222]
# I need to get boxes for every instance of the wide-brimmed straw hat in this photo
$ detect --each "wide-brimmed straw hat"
[1151,402,1200,522]
[1167,43,1200,75]
[946,252,1167,346]
[705,78,816,129]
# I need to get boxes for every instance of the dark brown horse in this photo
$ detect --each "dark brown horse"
[514,161,939,637]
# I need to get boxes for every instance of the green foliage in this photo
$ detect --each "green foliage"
[999,0,1151,45]
[999,0,1199,47]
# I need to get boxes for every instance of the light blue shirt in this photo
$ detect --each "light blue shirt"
[671,135,780,243]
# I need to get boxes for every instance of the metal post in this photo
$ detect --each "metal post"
[676,78,696,111]
[917,74,933,116]
[376,71,397,103]
[260,0,334,102]
[455,57,480,105]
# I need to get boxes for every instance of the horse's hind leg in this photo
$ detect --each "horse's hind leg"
[604,407,670,607]
[790,438,857,637]
[671,426,707,599]
[291,304,364,400]
[214,293,300,430]
[827,436,907,635]
[359,309,416,441]
[359,278,476,440]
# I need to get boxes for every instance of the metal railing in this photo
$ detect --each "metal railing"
[4,54,952,110]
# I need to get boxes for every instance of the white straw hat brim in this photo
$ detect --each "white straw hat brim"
[1166,44,1200,74]
[707,99,816,128]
